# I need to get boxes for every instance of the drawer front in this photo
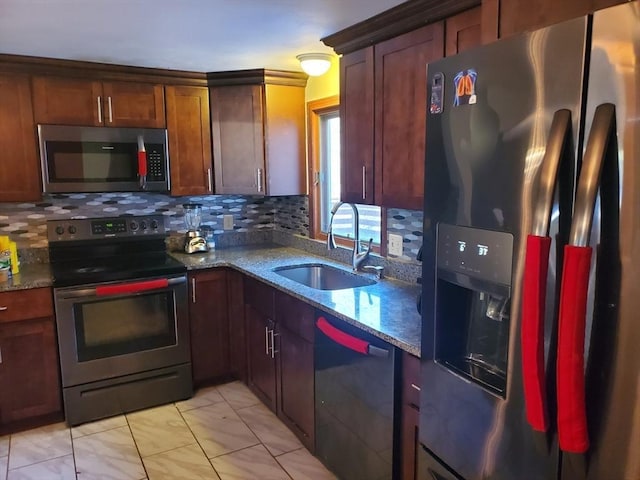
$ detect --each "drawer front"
[403,352,421,408]
[275,290,314,343]
[243,276,274,319]
[0,288,54,324]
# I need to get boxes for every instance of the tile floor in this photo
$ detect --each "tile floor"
[0,381,337,480]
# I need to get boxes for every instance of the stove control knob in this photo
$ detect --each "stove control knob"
[55,226,65,235]
[150,219,159,230]
[130,221,139,231]
[140,221,148,230]
[68,226,77,235]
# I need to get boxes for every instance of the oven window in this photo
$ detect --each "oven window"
[74,291,176,362]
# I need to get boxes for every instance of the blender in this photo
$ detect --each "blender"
[183,203,208,253]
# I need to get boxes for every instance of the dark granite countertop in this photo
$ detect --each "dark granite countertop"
[0,245,422,356]
[0,263,53,292]
[172,245,422,356]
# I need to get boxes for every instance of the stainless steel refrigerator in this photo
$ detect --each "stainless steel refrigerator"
[419,3,640,479]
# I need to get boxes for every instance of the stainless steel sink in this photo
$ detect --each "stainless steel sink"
[273,263,376,290]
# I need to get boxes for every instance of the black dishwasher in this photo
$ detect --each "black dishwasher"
[315,310,399,480]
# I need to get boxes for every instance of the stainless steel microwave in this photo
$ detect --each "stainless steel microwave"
[38,125,170,193]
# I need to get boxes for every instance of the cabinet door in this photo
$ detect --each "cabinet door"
[0,319,61,425]
[189,270,230,386]
[445,7,483,56]
[400,352,421,480]
[497,0,624,39]
[210,85,265,194]
[374,22,444,210]
[275,291,314,450]
[227,269,247,382]
[166,85,213,196]
[263,84,306,195]
[245,304,277,411]
[340,47,375,204]
[33,76,103,126]
[102,81,165,128]
[277,323,314,451]
[0,73,41,202]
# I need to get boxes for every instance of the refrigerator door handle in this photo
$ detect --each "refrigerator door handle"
[522,109,573,433]
[557,103,617,454]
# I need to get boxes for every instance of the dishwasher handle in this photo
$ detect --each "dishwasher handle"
[316,316,389,357]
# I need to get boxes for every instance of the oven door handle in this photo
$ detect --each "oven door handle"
[58,277,186,299]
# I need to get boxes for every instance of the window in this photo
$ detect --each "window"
[308,96,382,249]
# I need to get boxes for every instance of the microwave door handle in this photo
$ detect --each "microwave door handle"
[557,103,618,454]
[522,109,574,433]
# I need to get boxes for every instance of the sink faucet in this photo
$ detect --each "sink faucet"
[326,202,373,271]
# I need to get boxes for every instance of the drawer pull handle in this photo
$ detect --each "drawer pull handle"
[411,383,421,392]
[0,306,7,311]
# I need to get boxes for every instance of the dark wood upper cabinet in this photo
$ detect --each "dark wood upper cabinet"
[209,71,307,196]
[340,48,375,205]
[188,269,230,387]
[446,6,483,56]
[101,81,165,128]
[493,0,626,39]
[374,22,445,210]
[0,288,61,431]
[0,73,41,202]
[32,76,165,127]
[165,85,213,196]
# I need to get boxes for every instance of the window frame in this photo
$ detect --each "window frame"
[307,96,386,254]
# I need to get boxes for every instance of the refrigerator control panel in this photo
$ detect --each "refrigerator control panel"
[436,223,513,286]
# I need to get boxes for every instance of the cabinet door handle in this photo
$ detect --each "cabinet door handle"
[0,306,7,311]
[264,326,270,355]
[191,278,196,303]
[257,168,263,193]
[0,346,2,364]
[207,168,213,192]
[411,383,421,392]
[269,329,280,359]
[362,166,366,200]
[107,96,113,123]
[97,96,103,123]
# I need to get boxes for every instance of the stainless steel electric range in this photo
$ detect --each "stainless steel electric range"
[48,215,192,426]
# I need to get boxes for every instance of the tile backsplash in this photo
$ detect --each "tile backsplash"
[0,193,422,262]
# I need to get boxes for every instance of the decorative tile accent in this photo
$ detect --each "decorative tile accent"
[386,208,423,261]
[0,193,423,265]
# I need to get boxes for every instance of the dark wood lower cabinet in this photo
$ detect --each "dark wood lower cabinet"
[243,277,315,450]
[188,269,231,386]
[275,291,315,451]
[245,302,277,410]
[401,352,422,480]
[0,288,62,434]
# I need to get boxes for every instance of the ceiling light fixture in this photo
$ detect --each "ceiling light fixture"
[296,53,333,77]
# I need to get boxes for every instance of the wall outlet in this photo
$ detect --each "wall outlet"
[223,214,234,230]
[388,233,404,257]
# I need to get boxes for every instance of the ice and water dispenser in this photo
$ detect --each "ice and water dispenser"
[434,223,514,396]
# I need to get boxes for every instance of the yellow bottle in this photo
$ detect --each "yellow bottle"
[9,241,19,275]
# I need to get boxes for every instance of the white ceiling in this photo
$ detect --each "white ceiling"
[0,0,405,73]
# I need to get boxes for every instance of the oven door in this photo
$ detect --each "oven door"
[54,274,190,388]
